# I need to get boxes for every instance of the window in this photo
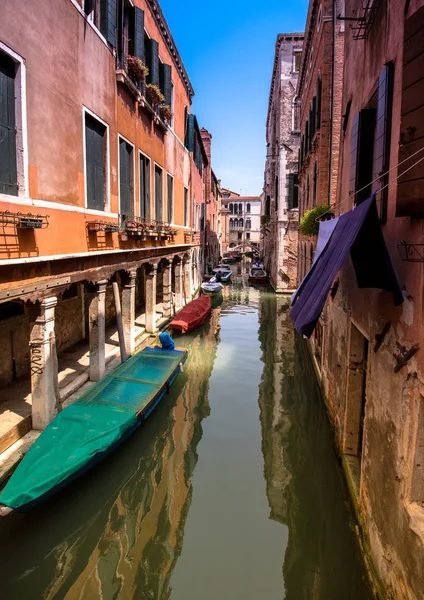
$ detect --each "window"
[240,218,244,228]
[246,232,250,240]
[288,174,299,209]
[201,203,205,230]
[85,113,107,211]
[224,204,228,209]
[237,232,242,240]
[146,37,159,86]
[229,218,233,229]
[316,76,322,130]
[238,203,242,213]
[154,165,163,222]
[0,51,18,195]
[234,218,238,229]
[85,0,117,46]
[229,203,234,214]
[184,187,188,227]
[293,97,301,132]
[166,174,173,223]
[265,195,271,217]
[119,137,134,216]
[397,6,424,217]
[293,50,302,73]
[275,176,279,211]
[246,203,251,213]
[350,107,376,205]
[246,219,251,229]
[374,62,394,222]
[223,193,230,198]
[139,153,150,219]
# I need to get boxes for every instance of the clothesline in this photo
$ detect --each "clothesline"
[315,144,424,222]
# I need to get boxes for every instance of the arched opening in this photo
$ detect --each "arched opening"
[246,203,251,213]
[229,203,234,214]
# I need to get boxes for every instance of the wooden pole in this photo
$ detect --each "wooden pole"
[113,282,127,363]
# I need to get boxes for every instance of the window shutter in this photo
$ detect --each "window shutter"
[201,202,205,230]
[100,0,116,47]
[312,95,318,133]
[349,113,360,199]
[129,7,145,62]
[305,121,309,156]
[374,62,393,223]
[316,77,322,129]
[167,174,173,223]
[146,38,159,86]
[396,6,424,217]
[187,114,195,152]
[310,104,315,139]
[0,53,18,195]
[159,63,172,106]
[288,174,299,209]
[119,139,132,215]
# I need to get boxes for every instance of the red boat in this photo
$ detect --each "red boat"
[170,295,212,334]
[248,266,268,283]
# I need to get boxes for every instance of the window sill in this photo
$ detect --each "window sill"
[116,69,142,102]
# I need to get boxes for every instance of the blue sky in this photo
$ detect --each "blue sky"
[160,0,308,195]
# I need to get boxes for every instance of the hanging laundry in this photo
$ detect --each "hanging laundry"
[290,195,403,337]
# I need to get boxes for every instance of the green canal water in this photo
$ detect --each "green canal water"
[0,276,373,600]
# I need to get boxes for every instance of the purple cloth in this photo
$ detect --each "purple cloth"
[290,196,403,338]
[291,216,339,305]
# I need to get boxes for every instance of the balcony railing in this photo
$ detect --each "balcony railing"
[118,215,176,239]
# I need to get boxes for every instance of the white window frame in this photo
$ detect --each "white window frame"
[138,149,152,220]
[293,49,302,74]
[0,41,28,198]
[184,186,189,228]
[82,106,111,213]
[117,133,136,216]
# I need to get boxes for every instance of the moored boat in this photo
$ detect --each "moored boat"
[0,342,187,514]
[201,278,223,295]
[248,266,268,283]
[170,295,212,333]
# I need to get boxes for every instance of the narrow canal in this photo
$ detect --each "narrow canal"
[0,270,373,599]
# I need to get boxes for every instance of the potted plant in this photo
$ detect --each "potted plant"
[86,221,103,232]
[126,55,149,84]
[160,104,173,122]
[146,84,165,106]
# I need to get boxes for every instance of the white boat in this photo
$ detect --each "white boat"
[212,267,232,283]
[201,277,223,294]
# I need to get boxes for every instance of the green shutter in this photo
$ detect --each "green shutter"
[159,63,172,106]
[119,138,133,215]
[187,114,195,152]
[129,7,145,62]
[167,174,173,223]
[100,0,116,47]
[287,174,299,209]
[85,115,106,211]
[146,39,159,86]
[154,165,163,221]
[0,53,18,195]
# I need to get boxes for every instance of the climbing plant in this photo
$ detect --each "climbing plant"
[300,205,334,236]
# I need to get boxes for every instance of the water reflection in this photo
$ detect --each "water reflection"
[258,294,372,600]
[0,312,220,600]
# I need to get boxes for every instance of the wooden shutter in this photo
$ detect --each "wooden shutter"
[396,6,424,217]
[139,154,150,219]
[85,115,105,211]
[100,0,116,47]
[159,63,172,106]
[154,165,162,221]
[146,39,159,86]
[200,202,205,230]
[374,62,394,223]
[129,7,145,62]
[167,174,173,223]
[316,77,322,129]
[184,188,188,226]
[186,114,195,152]
[119,138,132,215]
[310,104,315,139]
[288,173,299,209]
[0,53,17,195]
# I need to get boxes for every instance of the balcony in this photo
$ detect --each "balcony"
[118,216,176,241]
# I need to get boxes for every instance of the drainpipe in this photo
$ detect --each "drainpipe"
[328,0,336,205]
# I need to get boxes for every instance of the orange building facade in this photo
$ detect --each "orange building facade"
[0,0,206,448]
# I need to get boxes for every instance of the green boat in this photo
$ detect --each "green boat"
[0,345,187,514]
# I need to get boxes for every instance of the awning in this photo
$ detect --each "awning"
[290,195,404,338]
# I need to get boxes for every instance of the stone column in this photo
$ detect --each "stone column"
[121,269,136,356]
[162,263,173,319]
[29,296,58,430]
[145,264,158,333]
[174,262,183,308]
[87,280,107,382]
[183,261,191,302]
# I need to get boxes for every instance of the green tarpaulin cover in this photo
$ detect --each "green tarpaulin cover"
[0,347,185,510]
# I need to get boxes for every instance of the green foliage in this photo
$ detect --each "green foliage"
[300,205,333,236]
